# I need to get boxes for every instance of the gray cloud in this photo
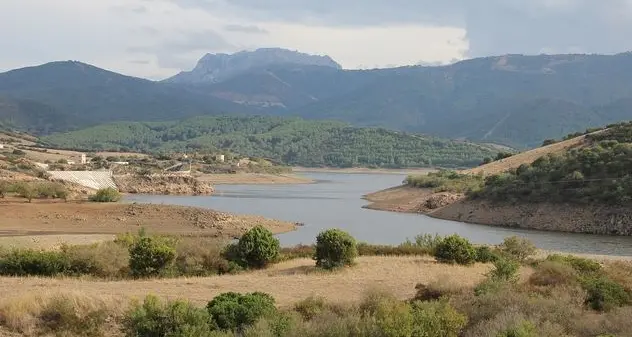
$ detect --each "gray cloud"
[224,24,268,34]
[169,0,632,57]
[127,29,235,68]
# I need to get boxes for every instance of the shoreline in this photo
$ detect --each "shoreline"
[196,173,314,185]
[292,167,437,175]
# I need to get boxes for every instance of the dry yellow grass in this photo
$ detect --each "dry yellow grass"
[0,235,116,250]
[0,256,495,308]
[462,133,592,175]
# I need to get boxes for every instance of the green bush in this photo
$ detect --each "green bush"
[129,235,176,277]
[89,187,121,202]
[498,236,536,262]
[475,245,499,263]
[234,226,280,269]
[489,258,520,281]
[410,300,468,337]
[15,182,37,202]
[293,296,327,320]
[206,292,277,331]
[434,234,476,265]
[314,229,358,270]
[496,319,539,337]
[546,254,602,275]
[582,277,631,312]
[529,260,578,287]
[124,295,214,337]
[0,249,71,276]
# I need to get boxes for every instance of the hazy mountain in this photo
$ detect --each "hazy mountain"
[165,48,342,84]
[2,52,632,148]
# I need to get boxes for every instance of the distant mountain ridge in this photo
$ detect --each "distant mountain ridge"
[2,51,632,148]
[165,48,342,84]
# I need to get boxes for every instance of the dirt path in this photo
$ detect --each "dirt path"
[0,200,295,239]
[0,256,492,307]
[196,173,313,185]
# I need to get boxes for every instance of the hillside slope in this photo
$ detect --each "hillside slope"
[366,122,632,235]
[40,116,499,168]
[2,52,632,147]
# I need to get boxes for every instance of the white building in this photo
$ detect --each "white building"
[80,153,86,164]
[216,154,225,163]
[0,144,4,149]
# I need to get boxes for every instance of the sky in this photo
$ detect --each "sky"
[1,0,631,80]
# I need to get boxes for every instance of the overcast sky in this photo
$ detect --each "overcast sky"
[1,0,631,80]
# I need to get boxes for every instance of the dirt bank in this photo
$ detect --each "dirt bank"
[365,186,632,236]
[0,199,295,239]
[113,174,214,195]
[196,173,313,185]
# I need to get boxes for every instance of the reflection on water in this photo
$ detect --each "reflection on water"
[126,172,632,256]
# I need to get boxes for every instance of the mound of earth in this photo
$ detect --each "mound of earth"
[0,201,294,238]
[114,174,214,195]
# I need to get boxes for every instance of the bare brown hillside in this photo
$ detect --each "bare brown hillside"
[463,133,593,175]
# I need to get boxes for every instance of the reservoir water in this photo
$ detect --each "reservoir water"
[126,172,632,256]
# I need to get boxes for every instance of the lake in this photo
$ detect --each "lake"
[126,172,632,256]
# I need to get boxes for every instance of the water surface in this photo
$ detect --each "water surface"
[126,172,632,256]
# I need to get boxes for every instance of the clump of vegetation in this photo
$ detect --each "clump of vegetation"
[582,276,632,312]
[89,187,121,202]
[124,295,213,337]
[475,245,500,263]
[206,292,277,332]
[405,170,484,193]
[498,236,537,262]
[128,234,176,277]
[471,122,632,205]
[433,234,477,265]
[529,260,578,286]
[229,225,280,269]
[488,258,520,282]
[314,229,358,269]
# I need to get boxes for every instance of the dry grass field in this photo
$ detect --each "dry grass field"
[0,256,494,308]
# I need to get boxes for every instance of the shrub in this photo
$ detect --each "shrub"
[314,229,357,270]
[413,277,464,302]
[475,245,499,263]
[38,294,108,337]
[206,292,277,331]
[546,254,602,275]
[489,258,520,281]
[15,182,37,202]
[12,149,25,156]
[374,299,414,337]
[498,236,536,262]
[582,277,631,312]
[293,296,327,320]
[89,187,121,202]
[0,180,9,198]
[410,300,468,337]
[0,249,71,276]
[412,233,444,254]
[434,234,476,265]
[62,241,130,278]
[124,295,213,337]
[234,226,280,269]
[129,235,176,277]
[529,261,578,287]
[174,237,235,276]
[474,277,511,297]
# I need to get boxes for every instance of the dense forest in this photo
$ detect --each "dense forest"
[472,122,632,204]
[41,116,499,168]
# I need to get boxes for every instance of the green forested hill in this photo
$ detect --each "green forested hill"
[41,116,499,168]
[472,122,632,204]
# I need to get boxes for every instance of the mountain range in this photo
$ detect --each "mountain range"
[2,48,632,148]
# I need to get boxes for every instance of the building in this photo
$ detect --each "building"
[0,144,4,149]
[216,154,225,163]
[80,153,86,164]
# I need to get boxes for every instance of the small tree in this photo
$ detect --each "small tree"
[129,235,176,277]
[0,181,8,198]
[434,234,476,265]
[235,226,280,269]
[89,187,121,202]
[314,229,357,269]
[16,182,37,203]
[499,236,536,262]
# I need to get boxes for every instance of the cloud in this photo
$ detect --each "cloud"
[224,24,269,34]
[1,0,631,80]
